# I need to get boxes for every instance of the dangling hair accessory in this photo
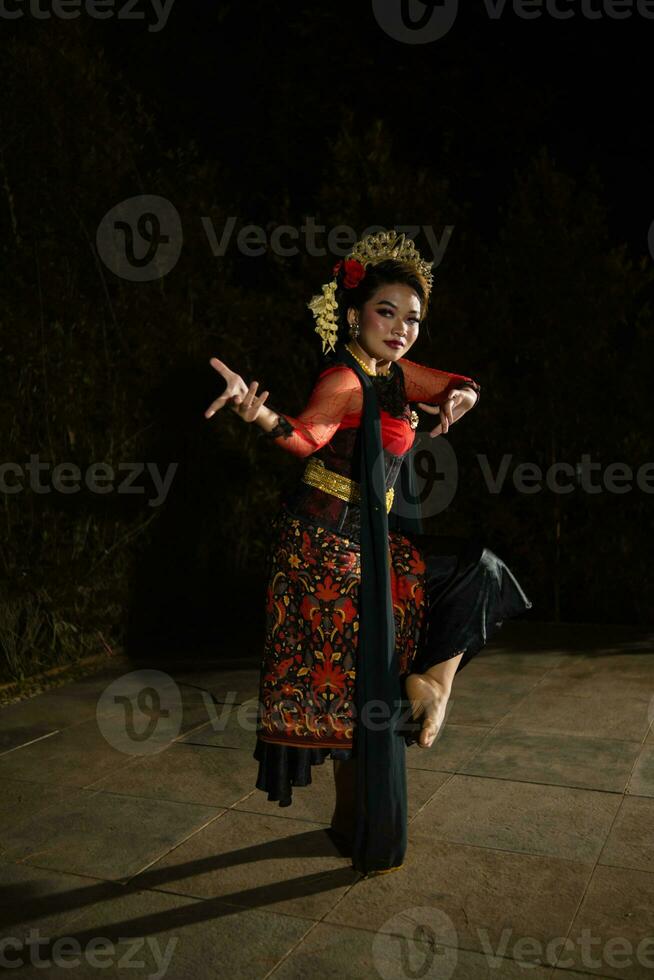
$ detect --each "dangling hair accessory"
[307,229,434,355]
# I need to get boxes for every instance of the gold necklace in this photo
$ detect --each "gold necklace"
[345,342,392,378]
[345,342,418,429]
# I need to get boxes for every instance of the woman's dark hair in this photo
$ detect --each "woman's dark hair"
[329,258,430,354]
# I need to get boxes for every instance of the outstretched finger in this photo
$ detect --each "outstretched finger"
[249,388,271,419]
[206,390,239,417]
[237,380,261,408]
[209,356,232,377]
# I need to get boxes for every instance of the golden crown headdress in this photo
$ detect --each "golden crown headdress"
[307,229,435,355]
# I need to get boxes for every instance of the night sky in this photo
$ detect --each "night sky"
[91,0,653,249]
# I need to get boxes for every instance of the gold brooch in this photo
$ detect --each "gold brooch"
[409,410,419,429]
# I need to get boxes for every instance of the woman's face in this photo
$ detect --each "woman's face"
[348,282,422,365]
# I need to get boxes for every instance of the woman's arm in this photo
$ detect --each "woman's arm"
[397,356,481,407]
[258,365,361,458]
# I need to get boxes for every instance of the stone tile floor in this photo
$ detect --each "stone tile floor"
[0,620,653,978]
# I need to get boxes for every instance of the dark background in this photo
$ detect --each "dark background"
[1,0,652,680]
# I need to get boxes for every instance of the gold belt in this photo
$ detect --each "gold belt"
[301,457,395,513]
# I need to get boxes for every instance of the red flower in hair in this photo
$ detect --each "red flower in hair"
[333,258,366,289]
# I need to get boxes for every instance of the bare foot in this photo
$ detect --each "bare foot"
[403,673,450,748]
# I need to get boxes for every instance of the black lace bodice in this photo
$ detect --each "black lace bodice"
[281,365,413,543]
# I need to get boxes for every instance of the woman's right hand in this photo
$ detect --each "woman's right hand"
[204,357,270,423]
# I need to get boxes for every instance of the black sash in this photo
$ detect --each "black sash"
[333,342,423,875]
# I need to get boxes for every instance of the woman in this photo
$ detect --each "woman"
[204,229,532,878]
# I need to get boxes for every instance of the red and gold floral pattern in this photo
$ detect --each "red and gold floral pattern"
[257,505,427,750]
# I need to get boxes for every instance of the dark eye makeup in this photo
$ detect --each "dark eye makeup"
[377,304,420,325]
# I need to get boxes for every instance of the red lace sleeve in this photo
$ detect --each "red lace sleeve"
[265,365,361,458]
[397,356,481,407]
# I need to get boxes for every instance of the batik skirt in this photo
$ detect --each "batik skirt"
[253,501,532,806]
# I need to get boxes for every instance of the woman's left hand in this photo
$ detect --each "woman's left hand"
[417,388,477,438]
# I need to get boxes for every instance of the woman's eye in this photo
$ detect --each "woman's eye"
[377,309,419,324]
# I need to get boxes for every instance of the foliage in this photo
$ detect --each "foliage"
[1,25,651,680]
